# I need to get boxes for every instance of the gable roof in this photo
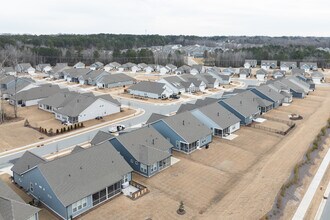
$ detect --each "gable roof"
[115,126,172,165]
[91,131,114,146]
[146,113,168,124]
[13,84,66,102]
[11,151,47,175]
[160,111,212,143]
[98,73,135,85]
[196,102,240,129]
[256,69,268,75]
[36,142,132,207]
[0,180,40,220]
[63,68,91,77]
[252,85,285,102]
[128,81,166,95]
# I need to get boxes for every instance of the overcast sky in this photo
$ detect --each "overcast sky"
[1,0,329,36]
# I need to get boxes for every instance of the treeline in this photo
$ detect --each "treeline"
[205,45,330,68]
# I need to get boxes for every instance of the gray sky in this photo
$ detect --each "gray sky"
[2,0,330,36]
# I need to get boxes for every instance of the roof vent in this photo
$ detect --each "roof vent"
[77,99,79,103]
[217,112,220,116]
[183,120,185,125]
[68,174,71,177]
[240,101,242,104]
[80,166,82,170]
[152,139,155,145]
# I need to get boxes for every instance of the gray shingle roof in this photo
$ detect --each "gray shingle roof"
[161,111,212,143]
[256,69,268,75]
[37,142,132,206]
[197,102,240,129]
[11,151,46,175]
[115,126,172,165]
[91,131,114,146]
[220,91,261,117]
[253,85,285,102]
[128,81,166,95]
[63,68,91,77]
[98,73,135,85]
[13,84,66,102]
[146,113,167,124]
[176,103,199,114]
[279,78,305,93]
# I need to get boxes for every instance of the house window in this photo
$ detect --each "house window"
[150,163,157,173]
[123,174,129,183]
[72,197,87,213]
[140,163,147,173]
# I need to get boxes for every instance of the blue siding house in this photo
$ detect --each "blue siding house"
[110,126,173,177]
[150,111,212,154]
[12,143,132,220]
[251,85,285,108]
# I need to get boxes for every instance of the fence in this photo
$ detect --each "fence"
[251,123,296,136]
[262,115,295,126]
[129,181,149,200]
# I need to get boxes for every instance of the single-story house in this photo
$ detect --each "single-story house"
[9,84,65,107]
[300,62,318,72]
[78,70,108,85]
[219,91,261,125]
[166,64,177,72]
[144,65,156,73]
[90,131,114,146]
[251,85,285,108]
[175,65,191,75]
[244,59,257,68]
[110,126,173,177]
[52,93,121,123]
[104,62,121,72]
[150,111,212,154]
[311,71,324,84]
[196,73,220,88]
[190,102,240,137]
[49,63,69,79]
[190,65,204,75]
[239,68,251,79]
[73,62,85,69]
[280,61,297,71]
[266,80,293,103]
[278,78,306,98]
[218,74,231,85]
[158,65,170,75]
[36,64,52,73]
[256,69,268,81]
[261,60,277,70]
[11,143,132,220]
[158,76,186,95]
[63,69,92,83]
[287,76,311,93]
[222,68,236,76]
[0,66,17,75]
[15,63,36,74]
[128,81,173,99]
[89,62,104,70]
[179,74,206,92]
[273,70,286,79]
[96,73,136,89]
[0,179,40,220]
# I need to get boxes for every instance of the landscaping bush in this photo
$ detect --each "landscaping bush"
[24,119,30,127]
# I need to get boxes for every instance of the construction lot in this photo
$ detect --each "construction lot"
[79,86,330,220]
[0,103,135,152]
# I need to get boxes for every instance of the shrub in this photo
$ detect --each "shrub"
[63,127,66,132]
[321,127,326,136]
[81,122,84,127]
[70,125,73,130]
[48,128,53,135]
[39,127,42,132]
[56,129,59,134]
[24,119,30,127]
[74,124,77,129]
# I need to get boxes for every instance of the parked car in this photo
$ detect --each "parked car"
[170,94,180,99]
[109,124,125,133]
[95,116,103,120]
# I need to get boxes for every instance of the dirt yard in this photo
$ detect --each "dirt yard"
[79,86,330,220]
[0,103,136,152]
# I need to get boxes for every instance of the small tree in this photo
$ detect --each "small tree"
[74,124,77,129]
[39,127,42,132]
[48,128,53,136]
[177,201,186,215]
[70,125,73,130]
[56,129,59,134]
[81,122,84,127]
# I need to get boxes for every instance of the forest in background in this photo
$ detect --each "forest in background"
[0,34,329,67]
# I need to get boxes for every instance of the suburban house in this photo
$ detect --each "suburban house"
[104,62,121,71]
[63,69,92,83]
[190,65,204,75]
[261,60,277,70]
[179,74,207,92]
[73,62,85,69]
[196,73,220,88]
[0,75,35,94]
[280,61,297,71]
[273,70,286,79]
[78,70,109,85]
[292,68,306,75]
[9,84,65,107]
[278,78,306,98]
[190,102,240,137]
[96,73,136,89]
[1,78,37,99]
[287,76,312,93]
[11,143,133,220]
[300,62,318,72]
[218,74,231,85]
[0,66,16,75]
[311,71,324,84]
[251,85,285,108]
[219,91,262,125]
[150,111,212,154]
[176,97,218,114]
[110,126,173,177]
[158,76,186,95]
[244,59,257,68]
[159,65,170,75]
[166,64,177,72]
[145,113,168,124]
[89,62,104,70]
[239,68,251,79]
[36,64,52,73]
[144,65,156,73]
[256,69,268,81]
[175,65,191,75]
[43,92,121,123]
[15,63,36,74]
[222,68,236,76]
[0,179,40,220]
[266,80,293,103]
[49,63,69,79]
[128,81,173,99]
[118,62,138,72]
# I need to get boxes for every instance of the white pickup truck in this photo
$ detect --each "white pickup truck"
[109,124,126,133]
